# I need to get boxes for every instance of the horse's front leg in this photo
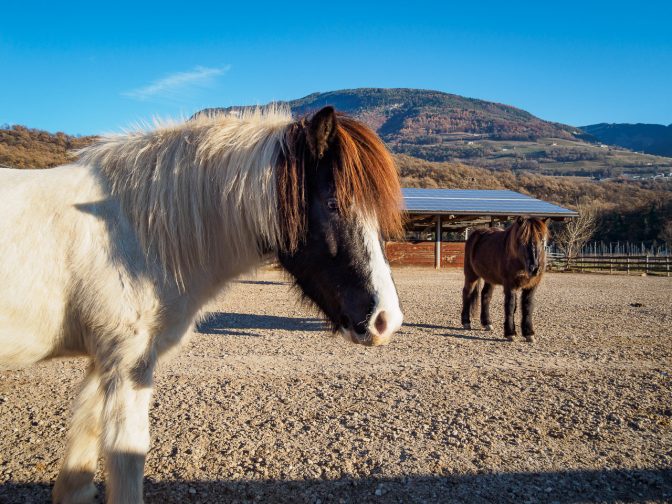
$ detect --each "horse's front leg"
[521,286,537,342]
[100,351,156,504]
[480,282,494,331]
[503,287,517,340]
[53,364,103,504]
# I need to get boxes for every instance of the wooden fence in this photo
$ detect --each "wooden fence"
[548,254,672,276]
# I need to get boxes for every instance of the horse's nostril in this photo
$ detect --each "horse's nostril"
[374,311,388,335]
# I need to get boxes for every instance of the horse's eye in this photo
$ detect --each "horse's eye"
[326,198,338,212]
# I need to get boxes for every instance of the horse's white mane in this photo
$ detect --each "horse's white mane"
[77,106,294,288]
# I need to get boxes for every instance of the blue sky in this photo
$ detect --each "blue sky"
[1,1,670,134]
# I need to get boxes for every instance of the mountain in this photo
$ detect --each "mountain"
[200,88,672,177]
[285,88,582,141]
[203,88,580,141]
[580,123,672,157]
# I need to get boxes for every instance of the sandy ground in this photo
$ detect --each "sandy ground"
[1,268,671,503]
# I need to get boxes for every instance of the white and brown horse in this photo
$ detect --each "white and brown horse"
[0,106,404,503]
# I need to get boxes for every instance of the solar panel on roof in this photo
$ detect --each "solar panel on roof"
[401,188,577,217]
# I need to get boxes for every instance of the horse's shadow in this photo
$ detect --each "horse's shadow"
[199,318,504,341]
[197,312,327,337]
[234,279,289,286]
[2,467,670,503]
[404,322,503,342]
[442,331,503,342]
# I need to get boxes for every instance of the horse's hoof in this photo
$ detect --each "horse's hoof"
[483,324,493,331]
[504,334,515,341]
[524,334,536,343]
[462,323,471,330]
[52,482,97,504]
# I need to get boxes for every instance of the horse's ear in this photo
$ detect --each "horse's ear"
[306,106,337,160]
[516,216,525,225]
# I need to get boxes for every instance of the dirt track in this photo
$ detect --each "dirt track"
[1,269,671,503]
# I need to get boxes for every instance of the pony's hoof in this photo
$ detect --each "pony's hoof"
[504,334,515,341]
[524,334,536,343]
[462,323,471,330]
[483,324,493,331]
[53,481,98,504]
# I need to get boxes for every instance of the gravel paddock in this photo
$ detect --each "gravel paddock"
[1,269,671,503]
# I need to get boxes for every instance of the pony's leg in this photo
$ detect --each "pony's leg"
[461,278,479,330]
[503,287,518,340]
[480,282,494,331]
[53,364,103,504]
[521,287,537,342]
[100,354,155,504]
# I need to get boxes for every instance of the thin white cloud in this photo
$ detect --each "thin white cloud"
[122,65,231,101]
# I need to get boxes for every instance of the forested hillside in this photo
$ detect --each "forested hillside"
[2,121,670,245]
[397,155,672,244]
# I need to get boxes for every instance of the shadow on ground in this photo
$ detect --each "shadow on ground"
[2,468,670,503]
[442,332,504,343]
[196,312,327,337]
[234,280,289,286]
[405,322,503,342]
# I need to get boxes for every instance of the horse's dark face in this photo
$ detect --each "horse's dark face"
[514,217,548,276]
[277,107,403,346]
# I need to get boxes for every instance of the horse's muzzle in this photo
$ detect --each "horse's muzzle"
[339,309,402,346]
[340,329,391,346]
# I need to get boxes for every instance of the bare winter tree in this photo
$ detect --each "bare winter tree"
[554,205,599,268]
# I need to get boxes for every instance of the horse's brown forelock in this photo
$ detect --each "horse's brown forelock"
[332,115,403,238]
[276,114,404,252]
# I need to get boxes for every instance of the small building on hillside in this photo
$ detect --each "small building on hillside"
[386,188,577,268]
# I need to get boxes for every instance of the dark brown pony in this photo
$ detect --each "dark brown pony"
[461,217,549,341]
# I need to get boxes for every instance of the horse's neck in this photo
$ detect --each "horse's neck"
[503,226,516,250]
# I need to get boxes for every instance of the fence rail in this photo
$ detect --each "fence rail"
[547,241,670,258]
[548,254,672,276]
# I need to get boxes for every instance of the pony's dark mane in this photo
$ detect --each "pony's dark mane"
[276,121,307,252]
[514,218,549,242]
[276,113,403,252]
[507,217,548,256]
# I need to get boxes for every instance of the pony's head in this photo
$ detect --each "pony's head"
[276,106,404,346]
[510,217,550,276]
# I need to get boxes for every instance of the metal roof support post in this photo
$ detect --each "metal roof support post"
[435,214,442,270]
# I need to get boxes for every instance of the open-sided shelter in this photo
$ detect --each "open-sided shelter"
[387,188,577,268]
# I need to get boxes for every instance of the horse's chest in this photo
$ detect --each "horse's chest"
[513,272,541,290]
[513,276,528,289]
